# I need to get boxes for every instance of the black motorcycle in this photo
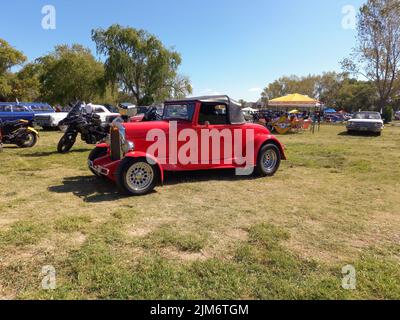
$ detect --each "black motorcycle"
[0,119,39,149]
[57,103,110,153]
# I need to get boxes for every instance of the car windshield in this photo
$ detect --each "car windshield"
[163,103,195,121]
[353,112,381,120]
[13,105,29,112]
[29,104,53,112]
[104,105,119,113]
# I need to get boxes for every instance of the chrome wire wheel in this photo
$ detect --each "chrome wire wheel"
[262,148,278,172]
[125,162,154,192]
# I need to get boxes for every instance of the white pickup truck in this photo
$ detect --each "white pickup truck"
[34,104,120,129]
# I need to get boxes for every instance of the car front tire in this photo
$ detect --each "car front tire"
[116,158,158,196]
[256,144,281,177]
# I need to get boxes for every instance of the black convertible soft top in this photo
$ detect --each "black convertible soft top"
[165,95,245,125]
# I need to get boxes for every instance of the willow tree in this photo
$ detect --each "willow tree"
[92,25,192,105]
[342,0,400,110]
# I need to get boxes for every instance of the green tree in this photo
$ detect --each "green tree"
[8,63,42,101]
[335,79,377,112]
[316,72,349,107]
[92,24,192,105]
[342,0,400,111]
[0,38,26,101]
[37,44,105,105]
[261,74,320,101]
[0,39,26,74]
[260,71,378,112]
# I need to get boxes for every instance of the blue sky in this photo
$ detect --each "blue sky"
[1,0,364,101]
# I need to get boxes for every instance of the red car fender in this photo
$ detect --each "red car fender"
[96,142,109,149]
[257,134,287,160]
[124,151,164,183]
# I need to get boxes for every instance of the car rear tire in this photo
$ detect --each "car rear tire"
[116,158,158,196]
[256,144,281,177]
[88,147,108,177]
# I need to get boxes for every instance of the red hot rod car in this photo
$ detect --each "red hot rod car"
[88,96,286,195]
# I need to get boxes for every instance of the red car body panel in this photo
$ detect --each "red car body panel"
[92,100,286,183]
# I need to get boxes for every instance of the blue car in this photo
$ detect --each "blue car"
[0,102,54,123]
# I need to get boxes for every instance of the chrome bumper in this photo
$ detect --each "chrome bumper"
[88,160,110,176]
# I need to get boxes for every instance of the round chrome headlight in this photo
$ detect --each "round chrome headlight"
[122,140,135,153]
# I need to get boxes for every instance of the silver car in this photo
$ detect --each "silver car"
[346,112,384,135]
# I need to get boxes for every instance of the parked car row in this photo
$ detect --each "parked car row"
[2,97,392,196]
[34,104,120,129]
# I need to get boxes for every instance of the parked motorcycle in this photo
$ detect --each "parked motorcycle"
[57,102,111,153]
[0,119,39,148]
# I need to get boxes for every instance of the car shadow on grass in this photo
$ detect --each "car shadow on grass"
[163,169,259,186]
[48,170,258,202]
[21,148,93,157]
[48,176,125,203]
[338,131,381,137]
[1,145,22,149]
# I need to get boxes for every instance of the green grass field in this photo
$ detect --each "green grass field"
[0,124,399,299]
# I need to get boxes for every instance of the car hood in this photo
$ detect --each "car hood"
[35,112,68,117]
[348,119,383,124]
[124,121,172,139]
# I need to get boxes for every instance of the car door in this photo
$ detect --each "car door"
[0,105,14,122]
[161,103,196,170]
[11,105,34,122]
[196,102,235,167]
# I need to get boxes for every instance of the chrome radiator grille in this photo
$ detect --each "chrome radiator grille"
[110,126,122,161]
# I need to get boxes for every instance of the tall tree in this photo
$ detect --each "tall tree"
[336,79,377,112]
[92,25,192,105]
[0,38,26,101]
[342,0,400,110]
[316,72,349,107]
[0,39,26,75]
[37,44,105,105]
[8,63,42,101]
[261,75,319,101]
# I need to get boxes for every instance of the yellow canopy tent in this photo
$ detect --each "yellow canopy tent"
[268,93,320,110]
